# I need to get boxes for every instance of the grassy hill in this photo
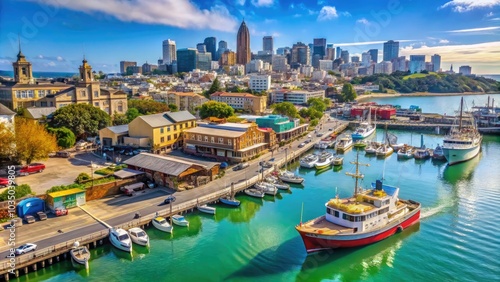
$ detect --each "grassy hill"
[402,72,438,80]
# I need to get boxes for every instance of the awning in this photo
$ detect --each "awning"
[113,168,145,179]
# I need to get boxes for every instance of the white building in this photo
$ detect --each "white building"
[459,65,472,75]
[361,52,371,67]
[300,65,314,77]
[249,75,271,92]
[211,61,219,70]
[318,60,333,71]
[431,54,441,72]
[312,70,327,81]
[246,60,263,74]
[162,39,176,65]
[270,90,325,105]
[392,56,407,72]
[374,61,393,75]
[229,65,245,76]
[272,55,288,72]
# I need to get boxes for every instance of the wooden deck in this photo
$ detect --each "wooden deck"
[297,216,353,235]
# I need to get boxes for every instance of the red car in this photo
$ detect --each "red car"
[18,163,45,176]
[55,208,68,216]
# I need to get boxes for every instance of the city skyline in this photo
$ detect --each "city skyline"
[1,0,499,74]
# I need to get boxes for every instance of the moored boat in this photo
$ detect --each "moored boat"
[300,154,319,168]
[432,144,445,160]
[414,147,431,159]
[109,228,132,253]
[333,156,344,166]
[274,182,290,190]
[128,227,149,246]
[197,204,216,215]
[335,136,353,152]
[244,188,265,198]
[172,215,189,227]
[220,182,241,206]
[352,108,376,140]
[278,170,305,184]
[255,181,278,196]
[314,152,334,170]
[397,145,414,159]
[353,140,368,148]
[152,216,173,233]
[376,144,394,158]
[70,242,90,267]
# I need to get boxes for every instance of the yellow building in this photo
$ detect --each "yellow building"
[166,92,208,112]
[127,111,197,152]
[210,91,267,114]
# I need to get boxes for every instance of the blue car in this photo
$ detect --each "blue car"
[164,195,176,204]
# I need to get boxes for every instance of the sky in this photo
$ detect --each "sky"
[0,0,499,74]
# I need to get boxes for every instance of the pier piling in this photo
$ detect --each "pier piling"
[4,273,9,281]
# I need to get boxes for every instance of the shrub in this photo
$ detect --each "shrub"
[0,184,35,201]
[75,172,91,184]
[46,183,84,194]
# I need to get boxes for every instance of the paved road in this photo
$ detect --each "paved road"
[0,117,347,265]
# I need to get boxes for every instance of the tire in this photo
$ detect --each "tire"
[39,170,43,173]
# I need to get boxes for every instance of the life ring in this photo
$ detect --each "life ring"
[396,225,403,233]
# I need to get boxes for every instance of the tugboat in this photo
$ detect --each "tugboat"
[295,151,421,253]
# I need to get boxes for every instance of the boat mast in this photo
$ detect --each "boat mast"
[345,150,370,197]
[459,97,464,131]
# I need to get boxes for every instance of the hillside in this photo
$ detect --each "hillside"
[351,72,500,93]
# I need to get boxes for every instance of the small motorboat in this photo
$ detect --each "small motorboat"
[220,196,241,206]
[244,188,265,198]
[128,227,149,246]
[300,154,319,168]
[197,204,216,215]
[109,228,132,253]
[376,144,394,158]
[333,156,344,166]
[70,242,90,267]
[353,140,368,148]
[274,182,290,190]
[432,144,446,160]
[397,145,414,159]
[255,182,277,196]
[414,148,431,159]
[365,144,378,154]
[278,170,305,184]
[172,215,189,227]
[152,216,173,233]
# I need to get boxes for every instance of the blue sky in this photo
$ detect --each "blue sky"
[1,0,499,74]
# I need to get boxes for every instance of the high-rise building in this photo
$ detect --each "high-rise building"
[351,56,360,63]
[361,52,371,66]
[431,54,441,72]
[220,50,236,66]
[176,48,197,73]
[459,65,472,75]
[236,20,251,65]
[272,55,288,72]
[340,50,350,63]
[162,39,177,65]
[196,43,207,53]
[217,40,228,62]
[204,37,217,59]
[276,47,291,55]
[392,56,407,72]
[409,55,426,73]
[197,52,212,71]
[313,38,327,59]
[263,36,273,54]
[374,61,393,75]
[246,60,264,74]
[142,62,158,74]
[368,49,378,63]
[318,60,333,71]
[336,47,342,59]
[383,40,399,62]
[326,44,335,60]
[120,61,137,74]
[291,42,310,66]
[312,54,322,69]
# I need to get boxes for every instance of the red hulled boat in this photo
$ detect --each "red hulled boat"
[295,152,421,253]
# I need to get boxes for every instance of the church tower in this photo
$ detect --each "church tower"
[78,57,94,86]
[12,42,34,84]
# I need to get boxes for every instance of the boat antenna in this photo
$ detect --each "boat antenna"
[346,149,369,197]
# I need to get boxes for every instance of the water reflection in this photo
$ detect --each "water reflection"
[213,197,263,224]
[441,153,481,186]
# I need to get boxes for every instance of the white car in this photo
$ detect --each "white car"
[15,243,37,255]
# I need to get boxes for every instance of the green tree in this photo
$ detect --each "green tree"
[15,118,58,164]
[168,104,179,112]
[341,83,357,102]
[0,122,15,157]
[126,108,141,122]
[128,99,169,115]
[307,97,328,112]
[271,102,299,119]
[47,127,76,149]
[206,77,222,97]
[199,101,235,119]
[112,113,129,125]
[49,104,111,139]
[0,184,34,201]
[75,172,91,184]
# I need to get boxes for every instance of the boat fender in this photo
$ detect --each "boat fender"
[397,225,403,233]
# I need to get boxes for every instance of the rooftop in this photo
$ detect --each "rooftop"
[124,153,218,176]
[210,91,257,98]
[105,124,129,134]
[184,126,247,138]
[0,103,15,116]
[24,107,56,119]
[135,111,195,128]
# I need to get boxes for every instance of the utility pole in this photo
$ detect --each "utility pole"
[90,161,94,187]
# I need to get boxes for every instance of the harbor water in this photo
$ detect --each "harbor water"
[22,95,500,281]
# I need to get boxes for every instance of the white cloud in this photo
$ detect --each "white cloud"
[57,56,64,61]
[490,17,500,21]
[236,0,246,5]
[251,0,274,7]
[356,18,370,25]
[340,11,352,17]
[439,39,450,44]
[317,6,338,21]
[400,41,500,64]
[486,12,494,17]
[264,19,277,24]
[37,55,44,59]
[28,0,238,32]
[441,0,500,12]
[448,26,500,33]
[47,61,56,67]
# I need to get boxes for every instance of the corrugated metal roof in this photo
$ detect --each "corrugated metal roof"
[138,113,172,127]
[48,188,85,198]
[124,153,208,176]
[106,124,129,134]
[0,103,15,115]
[184,126,246,137]
[25,107,56,119]
[165,111,196,123]
[136,111,195,128]
[113,168,144,179]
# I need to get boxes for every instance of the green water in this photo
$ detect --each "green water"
[22,129,500,282]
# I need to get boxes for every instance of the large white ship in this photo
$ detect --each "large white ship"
[442,97,482,165]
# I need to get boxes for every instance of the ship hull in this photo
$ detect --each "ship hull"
[351,127,375,140]
[297,208,420,253]
[442,144,480,165]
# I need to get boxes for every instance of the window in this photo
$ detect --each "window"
[204,136,208,142]
[197,135,202,141]
[21,90,27,98]
[211,137,215,143]
[80,90,86,97]
[160,137,165,143]
[118,105,123,112]
[191,134,195,140]
[167,126,171,132]
[218,138,223,144]
[228,139,232,145]
[38,90,45,98]
[94,102,99,106]
[174,125,177,130]
[334,210,339,217]
[160,128,164,134]
[94,91,99,97]
[174,134,178,139]
[15,91,20,98]
[168,136,171,141]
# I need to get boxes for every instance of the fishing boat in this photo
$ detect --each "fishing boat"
[152,216,173,233]
[220,182,240,206]
[172,215,189,227]
[333,156,344,166]
[397,145,414,159]
[442,97,482,165]
[128,227,149,246]
[335,135,353,152]
[352,108,376,140]
[70,242,90,267]
[376,144,394,157]
[295,151,421,253]
[314,152,334,170]
[109,228,132,253]
[432,144,446,160]
[255,181,277,196]
[197,204,216,215]
[244,188,265,198]
[299,154,319,168]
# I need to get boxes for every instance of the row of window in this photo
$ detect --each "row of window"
[159,122,194,134]
[190,134,232,145]
[80,90,100,98]
[327,206,390,222]
[160,134,178,143]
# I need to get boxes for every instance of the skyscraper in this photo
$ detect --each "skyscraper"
[217,40,228,61]
[162,39,177,65]
[120,61,137,74]
[177,48,197,73]
[368,49,378,63]
[431,54,441,72]
[326,44,335,60]
[383,40,399,62]
[196,43,207,53]
[313,38,327,59]
[409,55,426,73]
[336,47,342,59]
[340,50,350,63]
[263,36,273,54]
[291,42,310,66]
[361,52,371,66]
[204,37,217,59]
[236,20,251,65]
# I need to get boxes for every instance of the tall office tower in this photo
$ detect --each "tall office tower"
[196,43,207,53]
[313,38,327,59]
[236,20,251,65]
[204,37,217,59]
[340,50,350,63]
[291,42,310,66]
[272,55,288,72]
[361,52,371,66]
[120,61,136,74]
[263,36,273,54]
[197,52,212,71]
[351,56,360,63]
[176,48,198,73]
[368,49,378,63]
[326,44,335,60]
[431,54,441,72]
[217,40,228,61]
[383,40,399,62]
[162,39,177,65]
[409,55,426,73]
[336,47,342,59]
[458,65,472,75]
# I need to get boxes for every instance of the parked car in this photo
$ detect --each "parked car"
[232,163,249,171]
[15,243,37,255]
[316,133,323,137]
[120,182,145,196]
[0,177,16,188]
[18,163,45,176]
[55,151,70,158]
[24,215,35,224]
[54,208,68,216]
[164,195,176,204]
[125,151,134,156]
[37,211,47,221]
[298,143,306,148]
[144,180,156,189]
